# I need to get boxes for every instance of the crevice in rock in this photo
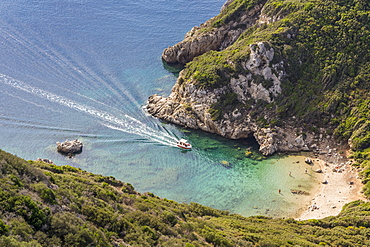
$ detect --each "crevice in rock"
[244,135,261,151]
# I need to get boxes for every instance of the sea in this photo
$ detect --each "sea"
[0,0,319,218]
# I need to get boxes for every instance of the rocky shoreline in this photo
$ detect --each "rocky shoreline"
[147,58,347,157]
[147,0,328,156]
[147,0,352,158]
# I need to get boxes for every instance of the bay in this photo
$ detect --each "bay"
[0,0,318,217]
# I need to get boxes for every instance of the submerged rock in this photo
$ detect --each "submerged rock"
[220,160,232,168]
[56,140,83,156]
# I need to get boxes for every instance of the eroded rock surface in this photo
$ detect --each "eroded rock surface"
[56,140,83,156]
[162,2,266,65]
[148,42,296,155]
[147,1,344,156]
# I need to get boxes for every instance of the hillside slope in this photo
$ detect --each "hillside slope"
[1,149,370,246]
[147,0,370,158]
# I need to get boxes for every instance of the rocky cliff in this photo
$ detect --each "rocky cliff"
[148,0,370,156]
[162,0,267,65]
[148,41,319,155]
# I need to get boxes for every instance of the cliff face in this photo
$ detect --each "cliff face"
[162,0,267,65]
[148,41,312,155]
[148,0,370,155]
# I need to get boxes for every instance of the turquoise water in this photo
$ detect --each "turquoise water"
[0,0,318,217]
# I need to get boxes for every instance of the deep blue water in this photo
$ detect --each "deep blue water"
[0,0,317,217]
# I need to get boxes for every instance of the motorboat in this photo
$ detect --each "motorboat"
[177,139,192,150]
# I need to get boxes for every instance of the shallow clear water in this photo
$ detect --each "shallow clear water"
[0,0,318,217]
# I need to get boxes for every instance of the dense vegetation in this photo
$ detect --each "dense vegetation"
[181,0,370,195]
[1,149,370,246]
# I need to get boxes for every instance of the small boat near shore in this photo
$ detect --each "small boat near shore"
[177,139,192,150]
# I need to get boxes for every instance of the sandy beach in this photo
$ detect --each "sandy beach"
[296,158,366,220]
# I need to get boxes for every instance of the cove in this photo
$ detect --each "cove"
[0,0,319,218]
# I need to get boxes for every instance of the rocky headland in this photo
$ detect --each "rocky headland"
[161,0,267,65]
[149,40,321,156]
[147,0,369,157]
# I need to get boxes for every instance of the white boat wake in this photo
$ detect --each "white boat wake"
[0,74,179,147]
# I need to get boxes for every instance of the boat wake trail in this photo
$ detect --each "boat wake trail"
[0,74,178,147]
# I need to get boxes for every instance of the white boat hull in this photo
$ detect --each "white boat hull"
[176,139,192,150]
[177,144,192,150]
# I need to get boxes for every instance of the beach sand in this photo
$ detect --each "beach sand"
[296,158,366,220]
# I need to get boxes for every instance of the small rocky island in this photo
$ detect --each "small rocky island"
[56,139,83,156]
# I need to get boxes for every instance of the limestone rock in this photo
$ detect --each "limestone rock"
[253,128,278,156]
[230,42,284,104]
[147,40,316,156]
[221,0,235,12]
[146,1,342,156]
[162,3,265,65]
[56,140,83,155]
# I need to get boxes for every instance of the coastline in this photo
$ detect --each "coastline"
[296,156,366,220]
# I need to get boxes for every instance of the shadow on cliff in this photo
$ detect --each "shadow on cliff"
[162,60,183,77]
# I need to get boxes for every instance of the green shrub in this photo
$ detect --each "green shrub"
[0,219,9,234]
[162,210,178,226]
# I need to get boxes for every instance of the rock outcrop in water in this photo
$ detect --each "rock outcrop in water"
[56,139,83,156]
[148,0,370,156]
